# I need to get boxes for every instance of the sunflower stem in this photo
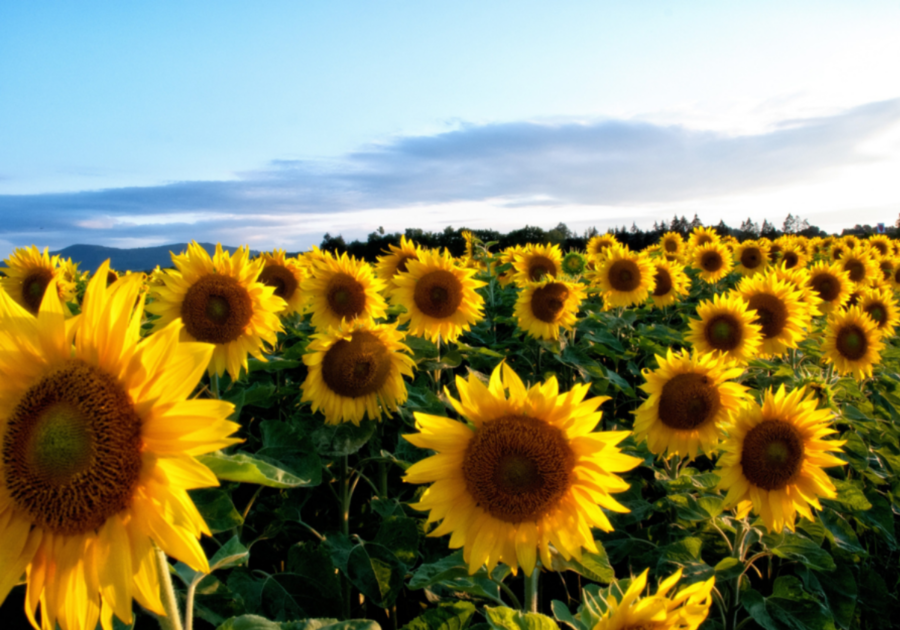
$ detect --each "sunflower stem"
[210,372,220,399]
[154,546,185,630]
[339,455,352,620]
[498,579,523,611]
[524,567,540,614]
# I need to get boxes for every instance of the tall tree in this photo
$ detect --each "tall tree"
[690,214,703,229]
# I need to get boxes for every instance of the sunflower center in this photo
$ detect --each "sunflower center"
[321,331,392,398]
[704,315,742,351]
[658,373,721,431]
[782,252,799,269]
[740,248,762,269]
[872,242,888,255]
[833,247,844,260]
[462,415,575,524]
[653,268,673,297]
[527,256,558,281]
[608,260,641,292]
[836,324,867,361]
[259,264,299,300]
[396,256,414,274]
[326,273,368,320]
[880,262,893,280]
[768,245,782,262]
[747,293,788,339]
[696,235,713,247]
[664,239,678,253]
[740,419,805,491]
[531,283,569,323]
[181,273,254,344]
[21,268,54,314]
[864,304,886,326]
[700,251,724,272]
[810,273,839,302]
[2,360,143,535]
[106,271,119,286]
[414,269,463,319]
[844,261,865,282]
[563,255,583,274]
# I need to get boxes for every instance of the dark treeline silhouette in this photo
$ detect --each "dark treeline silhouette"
[317,214,892,262]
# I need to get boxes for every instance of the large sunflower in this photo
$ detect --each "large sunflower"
[0,262,240,630]
[858,285,900,334]
[685,293,763,365]
[302,251,388,332]
[778,243,808,270]
[648,259,690,309]
[403,363,640,575]
[634,349,748,460]
[1,246,77,316]
[391,248,485,343]
[717,386,845,533]
[591,568,715,630]
[839,247,880,288]
[867,234,893,258]
[659,232,685,259]
[688,226,719,250]
[258,249,306,316]
[513,278,586,341]
[822,306,884,380]
[692,241,734,284]
[733,240,769,276]
[806,261,852,315]
[735,274,807,358]
[375,235,423,291]
[146,242,286,380]
[301,320,415,425]
[513,243,563,285]
[590,245,656,308]
[586,234,619,260]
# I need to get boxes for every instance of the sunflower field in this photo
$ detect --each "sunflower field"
[1,228,899,630]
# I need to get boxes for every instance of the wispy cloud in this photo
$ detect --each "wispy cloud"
[2,98,899,254]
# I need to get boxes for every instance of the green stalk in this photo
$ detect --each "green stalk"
[340,456,352,620]
[210,372,220,399]
[524,567,540,614]
[154,546,184,630]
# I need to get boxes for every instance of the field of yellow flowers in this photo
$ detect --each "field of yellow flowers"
[0,227,898,630]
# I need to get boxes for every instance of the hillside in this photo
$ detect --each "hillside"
[49,243,259,273]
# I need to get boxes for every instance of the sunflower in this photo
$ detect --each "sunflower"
[375,236,423,291]
[839,247,879,288]
[778,243,808,270]
[513,243,563,285]
[769,265,821,323]
[692,242,734,284]
[513,279,586,341]
[858,285,900,334]
[403,363,640,576]
[1,246,77,316]
[685,293,763,365]
[732,240,770,276]
[561,251,587,276]
[0,262,241,630]
[586,234,619,260]
[735,275,807,358]
[659,232,685,259]
[590,245,656,308]
[302,250,387,332]
[633,349,748,459]
[391,248,485,343]
[497,245,525,287]
[766,240,783,264]
[258,249,306,316]
[301,320,415,425]
[806,261,852,315]
[688,226,719,250]
[146,242,285,380]
[822,306,885,380]
[591,568,715,630]
[877,257,896,283]
[717,385,846,533]
[648,259,690,309]
[842,234,861,251]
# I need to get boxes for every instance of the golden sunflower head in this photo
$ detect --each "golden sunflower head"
[717,385,845,533]
[591,567,715,630]
[806,261,852,314]
[692,241,734,284]
[867,234,892,258]
[778,244,808,271]
[403,362,640,576]
[0,245,77,316]
[258,249,307,316]
[648,259,690,309]
[634,349,749,459]
[146,242,286,380]
[497,245,525,287]
[301,250,387,332]
[659,232,685,257]
[513,243,563,285]
[513,278,586,341]
[301,320,415,425]
[735,274,808,358]
[822,305,885,380]
[590,245,656,308]
[685,292,763,365]
[0,261,241,630]
[375,235,423,290]
[733,240,770,276]
[839,248,879,287]
[391,248,485,343]
[858,285,900,333]
[878,257,896,282]
[688,226,719,250]
[587,234,619,259]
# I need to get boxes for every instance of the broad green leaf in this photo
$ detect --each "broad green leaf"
[199,452,319,488]
[217,615,282,630]
[762,531,836,572]
[189,488,244,533]
[713,557,743,580]
[375,516,420,565]
[402,601,477,630]
[551,600,586,630]
[210,535,250,571]
[257,419,323,487]
[549,545,615,583]
[819,511,865,555]
[408,551,504,605]
[346,542,406,608]
[483,606,559,630]
[312,419,377,457]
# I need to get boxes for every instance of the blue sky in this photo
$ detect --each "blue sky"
[2,1,899,255]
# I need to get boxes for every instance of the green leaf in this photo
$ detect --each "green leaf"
[799,564,858,630]
[189,488,244,533]
[483,606,559,630]
[762,531,836,572]
[407,551,504,605]
[819,511,865,555]
[199,452,319,488]
[713,557,743,581]
[551,600,586,630]
[346,542,406,608]
[549,545,614,583]
[742,578,835,630]
[248,356,302,373]
[312,419,377,457]
[402,601,477,630]
[210,535,250,571]
[217,615,282,630]
[257,419,323,487]
[227,382,278,411]
[282,622,380,630]
[825,478,872,512]
[375,516,420,565]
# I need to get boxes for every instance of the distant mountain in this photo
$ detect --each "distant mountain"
[50,243,260,273]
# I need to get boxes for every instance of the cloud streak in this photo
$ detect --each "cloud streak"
[2,98,899,252]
